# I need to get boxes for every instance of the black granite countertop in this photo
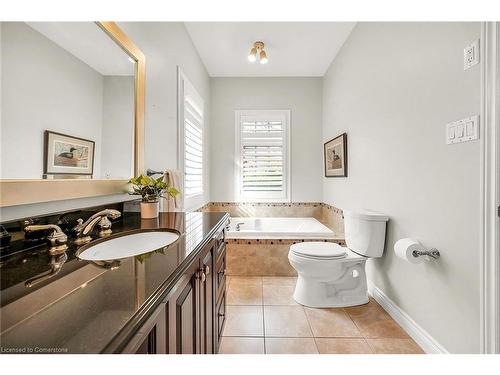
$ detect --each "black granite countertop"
[0,210,228,353]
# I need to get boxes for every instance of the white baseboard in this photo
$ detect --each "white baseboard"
[367,282,448,354]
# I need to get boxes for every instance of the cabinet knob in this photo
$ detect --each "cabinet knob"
[200,271,206,283]
[204,265,210,276]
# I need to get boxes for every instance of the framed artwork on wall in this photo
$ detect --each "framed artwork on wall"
[324,133,347,177]
[44,131,95,176]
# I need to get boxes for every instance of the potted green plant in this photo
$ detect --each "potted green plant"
[128,174,180,219]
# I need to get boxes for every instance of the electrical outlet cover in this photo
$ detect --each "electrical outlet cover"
[464,40,479,70]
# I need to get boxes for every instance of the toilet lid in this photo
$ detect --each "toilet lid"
[290,242,346,259]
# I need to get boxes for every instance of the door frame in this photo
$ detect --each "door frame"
[479,21,500,354]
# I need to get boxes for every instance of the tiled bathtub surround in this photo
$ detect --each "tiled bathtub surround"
[198,202,345,235]
[199,202,346,276]
[319,203,344,236]
[226,239,345,276]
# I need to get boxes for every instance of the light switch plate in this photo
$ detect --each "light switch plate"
[446,115,479,145]
[464,40,480,70]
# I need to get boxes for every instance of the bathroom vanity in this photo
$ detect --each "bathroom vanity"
[0,22,229,354]
[0,204,229,354]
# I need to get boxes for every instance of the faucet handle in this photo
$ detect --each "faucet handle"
[97,216,113,237]
[24,224,68,254]
[73,218,84,234]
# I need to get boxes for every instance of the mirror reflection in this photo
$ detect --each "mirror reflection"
[0,22,135,180]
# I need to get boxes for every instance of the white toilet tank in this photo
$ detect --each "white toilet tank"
[343,210,389,258]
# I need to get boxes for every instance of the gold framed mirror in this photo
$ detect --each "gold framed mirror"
[0,22,145,207]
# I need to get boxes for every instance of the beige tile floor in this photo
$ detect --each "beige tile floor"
[219,276,424,354]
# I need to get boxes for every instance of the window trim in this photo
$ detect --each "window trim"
[178,68,205,211]
[234,109,291,203]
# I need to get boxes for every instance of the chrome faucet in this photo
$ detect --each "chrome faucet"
[24,224,68,254]
[235,222,245,231]
[73,209,121,245]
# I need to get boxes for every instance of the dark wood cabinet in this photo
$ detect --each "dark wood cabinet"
[122,303,167,354]
[122,226,227,355]
[214,238,227,352]
[168,259,201,354]
[215,289,226,350]
[199,246,214,354]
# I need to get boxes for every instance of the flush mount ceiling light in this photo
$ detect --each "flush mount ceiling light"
[248,41,268,64]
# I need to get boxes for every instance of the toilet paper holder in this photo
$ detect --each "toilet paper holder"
[412,248,440,260]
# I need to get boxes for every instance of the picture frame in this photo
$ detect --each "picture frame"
[324,133,347,177]
[44,131,95,176]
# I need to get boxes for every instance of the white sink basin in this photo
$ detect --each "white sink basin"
[77,231,180,261]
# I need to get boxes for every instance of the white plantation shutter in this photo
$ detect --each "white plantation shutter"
[178,70,204,210]
[235,110,290,202]
[184,80,203,197]
[241,121,284,192]
[184,92,203,197]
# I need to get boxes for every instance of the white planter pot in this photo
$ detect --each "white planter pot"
[140,201,159,219]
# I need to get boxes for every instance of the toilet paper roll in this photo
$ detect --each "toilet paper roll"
[394,238,424,264]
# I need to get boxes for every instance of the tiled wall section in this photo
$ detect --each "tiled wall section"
[226,242,296,276]
[197,202,345,235]
[319,203,344,236]
[226,239,345,276]
[198,202,346,276]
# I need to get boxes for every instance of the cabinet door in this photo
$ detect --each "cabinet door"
[214,244,226,353]
[167,261,201,354]
[134,328,157,354]
[200,244,214,354]
[215,290,226,353]
[215,246,226,301]
[121,303,167,354]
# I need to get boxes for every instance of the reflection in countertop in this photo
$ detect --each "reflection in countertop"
[0,211,228,353]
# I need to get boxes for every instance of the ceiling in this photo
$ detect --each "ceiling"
[184,22,356,77]
[27,22,135,76]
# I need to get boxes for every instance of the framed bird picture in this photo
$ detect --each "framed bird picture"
[324,133,347,177]
[44,131,95,176]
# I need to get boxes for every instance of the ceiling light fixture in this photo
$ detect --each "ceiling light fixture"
[248,47,257,62]
[259,50,268,64]
[248,41,268,64]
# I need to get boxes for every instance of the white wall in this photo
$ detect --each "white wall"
[1,22,103,179]
[119,22,211,210]
[210,77,323,202]
[322,22,481,353]
[101,75,135,179]
[1,22,210,221]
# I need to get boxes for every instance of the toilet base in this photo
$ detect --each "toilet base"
[293,268,369,308]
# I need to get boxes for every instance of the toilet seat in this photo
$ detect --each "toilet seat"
[290,242,347,260]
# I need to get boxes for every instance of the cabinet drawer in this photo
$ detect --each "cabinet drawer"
[214,228,225,262]
[215,254,226,300]
[216,291,226,342]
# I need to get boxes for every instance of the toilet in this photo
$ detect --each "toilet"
[288,210,389,308]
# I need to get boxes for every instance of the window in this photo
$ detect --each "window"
[178,70,204,209]
[235,110,291,202]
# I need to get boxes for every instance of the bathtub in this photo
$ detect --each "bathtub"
[226,217,335,240]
